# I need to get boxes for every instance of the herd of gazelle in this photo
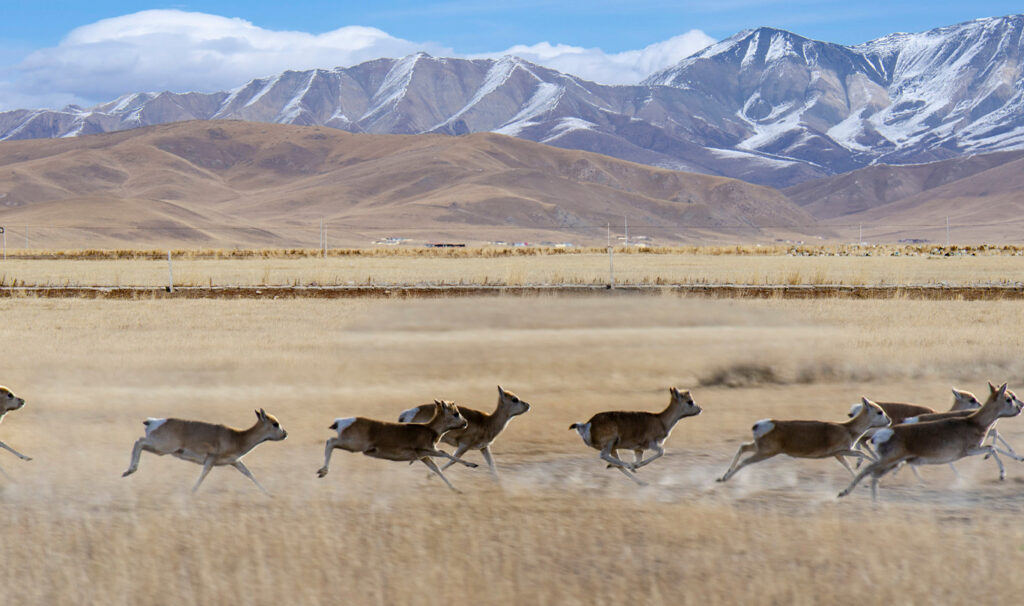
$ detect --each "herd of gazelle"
[1,382,1022,500]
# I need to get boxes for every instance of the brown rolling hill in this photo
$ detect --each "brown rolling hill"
[0,120,821,248]
[785,151,1024,243]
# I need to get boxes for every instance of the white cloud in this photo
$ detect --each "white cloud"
[1,9,715,110]
[483,31,716,84]
[8,10,451,109]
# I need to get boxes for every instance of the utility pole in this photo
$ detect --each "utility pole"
[320,218,326,257]
[167,250,174,293]
[607,222,614,289]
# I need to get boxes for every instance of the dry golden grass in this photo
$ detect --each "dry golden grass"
[3,247,1024,287]
[2,295,1024,604]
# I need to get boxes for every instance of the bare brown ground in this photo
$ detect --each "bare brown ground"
[1,296,1023,604]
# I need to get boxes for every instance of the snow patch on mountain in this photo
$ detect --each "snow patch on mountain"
[493,82,564,136]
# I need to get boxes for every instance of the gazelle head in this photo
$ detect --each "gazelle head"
[497,385,531,417]
[855,397,891,429]
[669,387,701,419]
[987,382,1023,418]
[255,408,288,441]
[0,385,25,419]
[433,400,469,433]
[951,388,982,411]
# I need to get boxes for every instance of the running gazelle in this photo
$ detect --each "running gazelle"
[569,387,701,485]
[397,386,530,481]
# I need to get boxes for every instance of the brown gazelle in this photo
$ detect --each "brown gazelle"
[717,398,890,483]
[122,409,288,494]
[849,388,981,459]
[317,400,478,491]
[569,387,701,485]
[849,388,982,477]
[838,383,1024,501]
[397,386,530,481]
[902,383,1023,463]
[0,386,32,470]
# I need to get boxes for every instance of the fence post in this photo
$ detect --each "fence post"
[1,226,5,261]
[167,250,174,293]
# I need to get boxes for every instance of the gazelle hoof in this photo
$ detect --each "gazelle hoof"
[316,468,329,478]
[121,469,135,477]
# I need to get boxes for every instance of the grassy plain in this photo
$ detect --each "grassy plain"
[3,247,1024,287]
[2,294,1024,604]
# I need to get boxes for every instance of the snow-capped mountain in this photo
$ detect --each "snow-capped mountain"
[2,15,1024,188]
[646,14,1024,169]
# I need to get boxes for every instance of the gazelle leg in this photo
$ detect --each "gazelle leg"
[833,449,871,475]
[192,457,216,494]
[316,438,338,478]
[854,438,877,469]
[425,448,478,468]
[634,443,665,469]
[480,446,499,481]
[718,442,755,481]
[718,451,778,482]
[613,464,646,486]
[232,461,270,495]
[439,444,471,471]
[989,429,1021,460]
[599,444,635,471]
[421,457,458,492]
[839,460,885,498]
[122,437,150,477]
[967,446,1005,480]
[0,440,31,461]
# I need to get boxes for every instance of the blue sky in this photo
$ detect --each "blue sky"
[1,1,1021,110]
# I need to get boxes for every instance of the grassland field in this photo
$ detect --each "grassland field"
[2,246,1024,288]
[1,252,1024,604]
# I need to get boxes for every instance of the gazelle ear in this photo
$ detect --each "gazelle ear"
[255,409,262,420]
[989,381,998,393]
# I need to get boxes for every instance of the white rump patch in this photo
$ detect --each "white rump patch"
[333,417,356,436]
[752,419,774,439]
[397,407,419,423]
[848,403,863,417]
[574,422,592,445]
[871,428,895,446]
[144,418,167,436]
